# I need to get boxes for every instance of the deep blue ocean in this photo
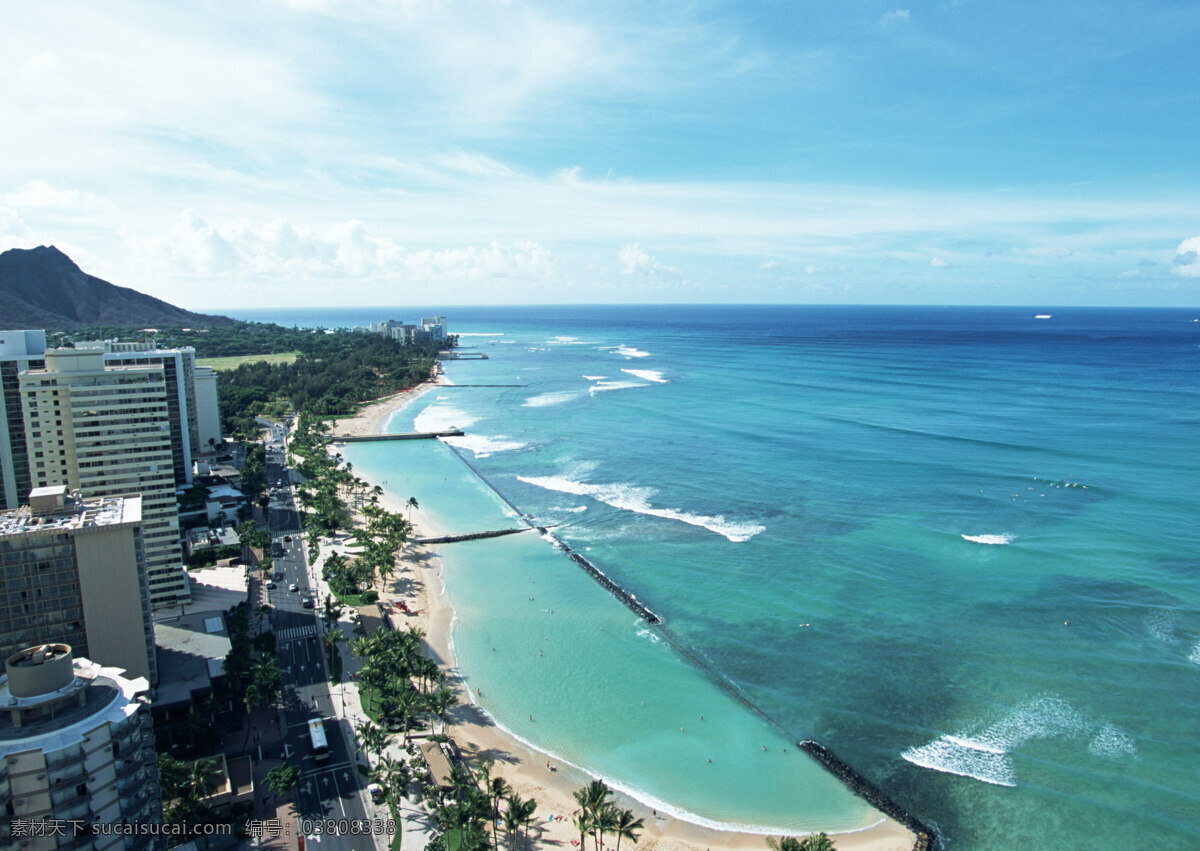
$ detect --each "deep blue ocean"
[233,305,1200,849]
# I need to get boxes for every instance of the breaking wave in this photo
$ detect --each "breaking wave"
[516,475,765,542]
[414,403,478,433]
[961,533,1013,545]
[621,368,667,384]
[901,696,1136,787]
[589,381,648,395]
[615,346,651,358]
[444,434,527,458]
[524,391,583,408]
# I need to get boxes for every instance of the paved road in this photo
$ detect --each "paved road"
[259,420,390,851]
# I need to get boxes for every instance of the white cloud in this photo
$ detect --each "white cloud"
[931,257,948,268]
[619,244,679,276]
[1173,236,1200,278]
[5,180,100,210]
[134,210,557,290]
[880,9,911,26]
[760,260,779,269]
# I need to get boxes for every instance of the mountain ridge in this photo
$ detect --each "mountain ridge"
[0,245,240,331]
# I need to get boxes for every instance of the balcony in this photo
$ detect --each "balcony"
[46,749,86,770]
[49,765,89,789]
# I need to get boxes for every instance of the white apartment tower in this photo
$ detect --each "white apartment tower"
[18,350,189,608]
[74,341,202,486]
[0,644,163,850]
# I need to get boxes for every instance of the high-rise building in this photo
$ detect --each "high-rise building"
[192,365,222,455]
[19,349,189,608]
[0,488,156,683]
[0,643,163,850]
[0,331,47,511]
[74,341,200,487]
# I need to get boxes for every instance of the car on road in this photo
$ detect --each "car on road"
[265,580,275,589]
[289,583,298,592]
[301,596,314,609]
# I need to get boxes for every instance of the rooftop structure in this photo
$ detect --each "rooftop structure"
[0,490,157,683]
[0,644,163,850]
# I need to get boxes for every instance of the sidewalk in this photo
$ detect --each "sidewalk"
[310,536,434,851]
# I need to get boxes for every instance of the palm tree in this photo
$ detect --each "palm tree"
[406,496,419,522]
[512,793,539,851]
[766,838,804,851]
[799,835,836,851]
[573,780,613,851]
[240,683,261,751]
[355,719,391,766]
[266,763,300,801]
[486,774,512,850]
[370,755,412,806]
[612,809,645,851]
[503,795,525,851]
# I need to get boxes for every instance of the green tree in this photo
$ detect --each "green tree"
[266,763,300,800]
[613,809,645,851]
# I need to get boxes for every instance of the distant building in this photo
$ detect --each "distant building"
[359,316,448,345]
[0,644,163,850]
[19,348,189,608]
[0,330,47,511]
[0,488,157,683]
[192,366,222,454]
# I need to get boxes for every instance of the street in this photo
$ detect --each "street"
[260,420,388,851]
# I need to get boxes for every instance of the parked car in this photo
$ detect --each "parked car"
[265,580,275,589]
[301,596,314,609]
[368,783,386,804]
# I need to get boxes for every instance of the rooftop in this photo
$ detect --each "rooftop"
[0,493,140,538]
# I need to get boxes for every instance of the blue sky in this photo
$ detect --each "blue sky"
[2,0,1199,308]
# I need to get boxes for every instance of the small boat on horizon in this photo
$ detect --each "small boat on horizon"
[1035,314,1052,319]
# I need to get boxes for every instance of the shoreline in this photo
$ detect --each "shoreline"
[329,381,920,851]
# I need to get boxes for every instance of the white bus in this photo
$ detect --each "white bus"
[308,717,330,760]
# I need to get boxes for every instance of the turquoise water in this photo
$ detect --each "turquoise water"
[246,305,1200,849]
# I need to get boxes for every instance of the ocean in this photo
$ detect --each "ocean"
[232,304,1200,849]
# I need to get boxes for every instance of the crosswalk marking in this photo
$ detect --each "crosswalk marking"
[279,625,317,641]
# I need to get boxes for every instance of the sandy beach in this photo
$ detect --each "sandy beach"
[327,384,918,851]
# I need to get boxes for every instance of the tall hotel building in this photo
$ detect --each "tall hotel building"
[74,341,201,487]
[0,331,47,511]
[18,349,188,608]
[0,488,156,683]
[0,644,163,850]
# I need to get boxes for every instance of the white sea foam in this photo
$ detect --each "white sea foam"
[636,627,663,644]
[444,434,527,458]
[621,368,667,384]
[615,346,650,358]
[523,391,582,408]
[456,332,505,337]
[414,403,478,433]
[1088,724,1137,758]
[517,475,765,542]
[961,533,1013,545]
[550,505,588,514]
[589,381,648,395]
[1146,611,1180,644]
[1189,642,1200,666]
[583,375,608,381]
[902,695,1135,786]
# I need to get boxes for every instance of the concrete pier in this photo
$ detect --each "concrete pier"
[331,430,464,443]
